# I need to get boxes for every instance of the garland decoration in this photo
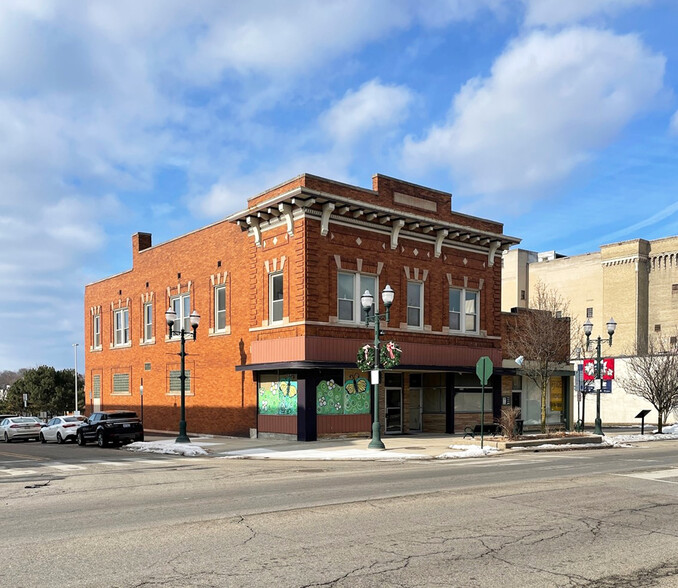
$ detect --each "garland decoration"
[356,344,375,372]
[380,341,402,369]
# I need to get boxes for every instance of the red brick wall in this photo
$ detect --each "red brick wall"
[85,175,509,437]
[85,219,257,436]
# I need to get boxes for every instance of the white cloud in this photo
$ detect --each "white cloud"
[321,80,413,145]
[522,0,650,27]
[403,27,665,198]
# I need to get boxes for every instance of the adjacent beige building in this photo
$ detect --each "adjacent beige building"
[503,236,678,426]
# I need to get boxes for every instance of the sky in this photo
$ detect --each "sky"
[1,0,678,371]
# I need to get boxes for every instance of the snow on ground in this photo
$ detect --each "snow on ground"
[125,441,209,456]
[122,431,678,459]
[438,445,500,459]
[606,433,678,444]
[219,448,432,460]
[657,424,678,434]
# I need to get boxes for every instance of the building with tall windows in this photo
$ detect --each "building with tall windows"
[84,173,523,440]
[502,236,678,426]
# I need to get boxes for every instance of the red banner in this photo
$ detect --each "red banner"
[582,358,615,381]
[583,359,595,381]
[602,358,615,380]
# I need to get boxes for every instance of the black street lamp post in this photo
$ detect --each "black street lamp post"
[360,284,395,450]
[583,317,617,436]
[165,307,200,443]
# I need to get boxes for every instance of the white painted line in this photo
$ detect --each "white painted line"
[617,468,678,482]
[0,469,38,476]
[47,464,86,471]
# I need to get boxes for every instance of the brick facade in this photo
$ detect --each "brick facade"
[85,173,520,439]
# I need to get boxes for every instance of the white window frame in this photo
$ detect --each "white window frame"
[93,315,101,349]
[214,284,227,333]
[269,272,284,324]
[337,271,377,323]
[113,308,129,346]
[449,287,480,334]
[169,293,191,336]
[407,281,423,329]
[143,302,153,342]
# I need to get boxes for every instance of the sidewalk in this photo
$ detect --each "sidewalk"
[127,428,678,460]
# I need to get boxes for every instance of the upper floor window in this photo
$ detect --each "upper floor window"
[407,281,423,328]
[449,288,479,333]
[214,284,227,332]
[169,293,191,335]
[93,315,101,349]
[113,308,129,346]
[143,302,153,342]
[586,307,593,318]
[338,271,376,323]
[269,273,283,324]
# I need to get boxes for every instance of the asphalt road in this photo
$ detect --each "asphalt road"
[1,439,678,587]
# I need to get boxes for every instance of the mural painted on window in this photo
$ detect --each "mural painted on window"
[316,370,370,415]
[258,373,297,415]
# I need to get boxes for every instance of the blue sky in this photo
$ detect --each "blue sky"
[2,0,678,371]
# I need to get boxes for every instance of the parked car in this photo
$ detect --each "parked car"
[76,411,144,447]
[25,417,48,428]
[40,415,86,444]
[0,417,43,442]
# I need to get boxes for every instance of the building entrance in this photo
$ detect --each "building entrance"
[384,372,403,434]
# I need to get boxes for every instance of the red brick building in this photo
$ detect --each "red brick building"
[84,174,520,440]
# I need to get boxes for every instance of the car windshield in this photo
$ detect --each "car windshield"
[63,416,85,422]
[13,417,38,424]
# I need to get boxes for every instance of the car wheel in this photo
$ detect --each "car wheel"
[4,432,10,443]
[57,432,64,444]
[97,431,107,448]
[40,433,46,444]
[76,431,86,446]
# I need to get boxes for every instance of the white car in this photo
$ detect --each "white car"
[40,416,86,444]
[0,417,43,442]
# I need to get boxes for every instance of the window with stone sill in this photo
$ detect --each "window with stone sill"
[337,271,377,323]
[113,308,129,347]
[92,314,101,349]
[143,301,153,342]
[449,288,479,334]
[407,281,423,328]
[214,284,227,333]
[269,272,283,324]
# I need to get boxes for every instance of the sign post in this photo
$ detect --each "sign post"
[475,356,493,449]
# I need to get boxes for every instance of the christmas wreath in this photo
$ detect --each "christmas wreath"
[380,341,402,369]
[356,344,375,372]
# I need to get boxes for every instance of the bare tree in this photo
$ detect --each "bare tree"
[504,282,571,433]
[617,334,678,433]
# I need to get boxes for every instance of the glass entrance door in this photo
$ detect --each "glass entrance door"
[385,387,402,433]
[409,388,422,432]
[384,373,403,434]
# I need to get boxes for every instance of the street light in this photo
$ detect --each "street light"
[583,317,617,435]
[361,284,395,450]
[72,343,79,415]
[165,307,200,443]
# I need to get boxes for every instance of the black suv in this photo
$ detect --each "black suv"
[76,411,144,447]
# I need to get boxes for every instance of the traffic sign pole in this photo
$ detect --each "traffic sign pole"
[475,357,494,449]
